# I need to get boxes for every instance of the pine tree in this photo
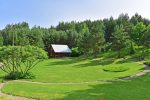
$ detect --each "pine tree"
[90,21,105,57]
[112,25,129,58]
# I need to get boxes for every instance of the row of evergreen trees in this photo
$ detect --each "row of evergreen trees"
[0,13,150,57]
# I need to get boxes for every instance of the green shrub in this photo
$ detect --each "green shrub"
[71,47,81,57]
[129,46,136,55]
[103,66,129,72]
[0,45,48,80]
[4,71,35,80]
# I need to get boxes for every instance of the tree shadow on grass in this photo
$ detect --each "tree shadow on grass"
[46,57,88,66]
[46,55,119,67]
[73,58,115,68]
[116,57,140,64]
[60,74,150,100]
[48,60,76,66]
[59,82,125,100]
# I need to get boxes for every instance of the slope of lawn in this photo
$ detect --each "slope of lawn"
[24,57,144,82]
[2,73,150,100]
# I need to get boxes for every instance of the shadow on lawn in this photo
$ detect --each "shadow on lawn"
[59,82,126,100]
[60,74,150,100]
[47,55,138,68]
[61,84,108,100]
[73,58,115,68]
[47,57,87,66]
[49,60,76,66]
[116,57,140,64]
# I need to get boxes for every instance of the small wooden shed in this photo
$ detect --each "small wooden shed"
[48,44,72,58]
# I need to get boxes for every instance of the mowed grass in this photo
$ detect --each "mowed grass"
[0,71,6,83]
[0,97,10,100]
[3,73,150,100]
[2,82,102,100]
[0,56,146,100]
[25,58,144,82]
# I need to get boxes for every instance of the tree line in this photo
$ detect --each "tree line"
[0,13,150,57]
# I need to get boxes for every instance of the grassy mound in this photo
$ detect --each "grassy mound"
[103,66,129,72]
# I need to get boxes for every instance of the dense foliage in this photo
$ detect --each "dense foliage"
[71,47,81,57]
[0,13,150,57]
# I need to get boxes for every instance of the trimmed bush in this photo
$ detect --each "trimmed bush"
[103,66,129,72]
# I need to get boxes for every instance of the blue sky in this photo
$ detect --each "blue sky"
[0,0,150,29]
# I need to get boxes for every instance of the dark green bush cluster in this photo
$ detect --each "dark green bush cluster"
[144,61,150,66]
[103,66,129,72]
[4,71,35,80]
[71,47,82,57]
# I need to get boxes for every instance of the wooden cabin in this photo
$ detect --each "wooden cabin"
[48,44,72,58]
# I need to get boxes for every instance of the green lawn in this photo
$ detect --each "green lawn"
[0,71,6,83]
[2,73,150,100]
[0,96,11,100]
[0,57,147,100]
[24,58,144,83]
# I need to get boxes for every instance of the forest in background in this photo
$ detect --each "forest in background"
[0,13,150,57]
